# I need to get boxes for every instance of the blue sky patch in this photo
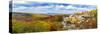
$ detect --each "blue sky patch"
[12,1,96,14]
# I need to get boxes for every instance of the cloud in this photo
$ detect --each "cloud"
[13,0,29,4]
[12,1,96,14]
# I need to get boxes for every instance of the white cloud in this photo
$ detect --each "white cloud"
[13,6,29,12]
[64,5,96,11]
[14,6,28,9]
[12,0,96,14]
[12,0,97,5]
[65,5,76,9]
[13,0,29,4]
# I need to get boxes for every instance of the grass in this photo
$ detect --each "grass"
[11,10,97,33]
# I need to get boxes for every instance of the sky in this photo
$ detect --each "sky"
[11,0,97,14]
